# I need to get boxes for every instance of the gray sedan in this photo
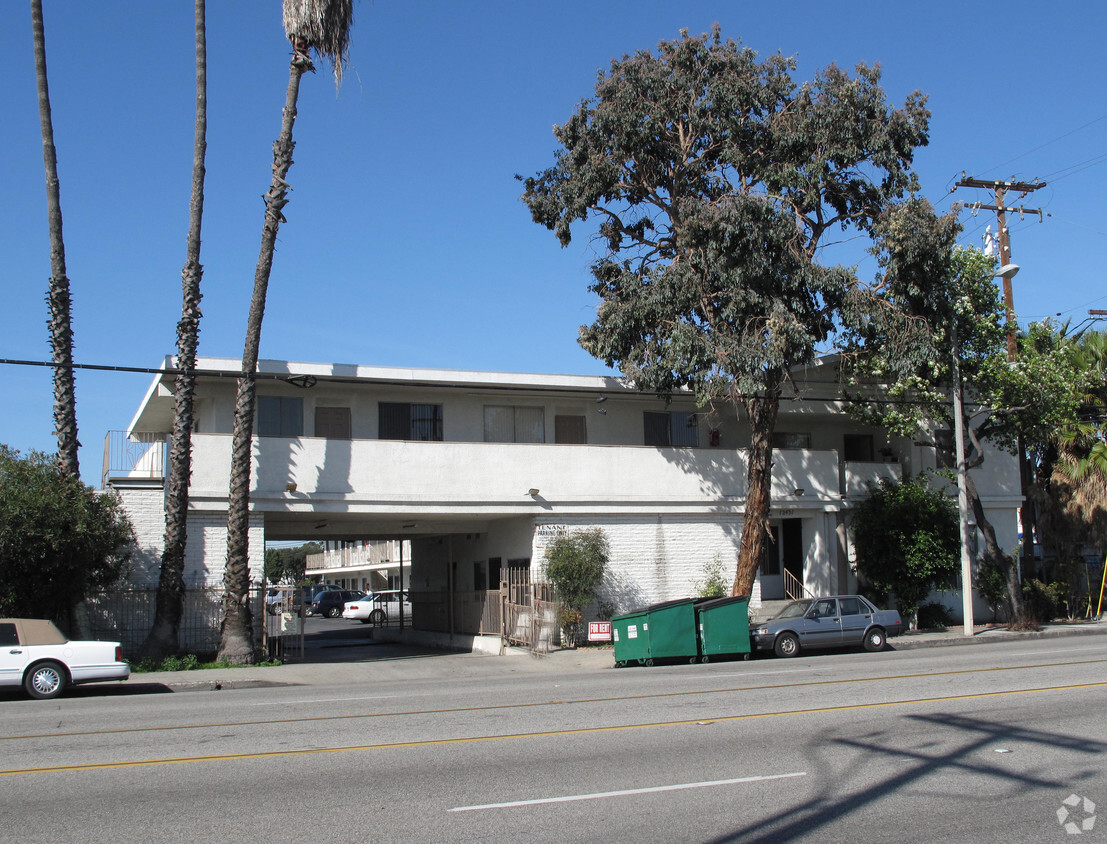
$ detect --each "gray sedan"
[751,595,903,658]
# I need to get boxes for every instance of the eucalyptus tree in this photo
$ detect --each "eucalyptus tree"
[521,27,933,598]
[141,0,209,663]
[219,0,353,664]
[842,238,1084,627]
[30,0,79,478]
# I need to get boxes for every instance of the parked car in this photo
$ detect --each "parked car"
[751,595,903,658]
[0,618,130,700]
[309,589,365,618]
[343,590,411,625]
[266,583,341,615]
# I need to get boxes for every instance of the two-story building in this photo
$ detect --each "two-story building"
[104,355,1022,646]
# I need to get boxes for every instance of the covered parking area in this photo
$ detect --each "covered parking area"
[261,507,543,653]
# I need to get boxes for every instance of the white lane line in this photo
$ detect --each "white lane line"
[449,771,807,812]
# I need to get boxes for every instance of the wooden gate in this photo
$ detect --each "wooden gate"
[500,560,558,653]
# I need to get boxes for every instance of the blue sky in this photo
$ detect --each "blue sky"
[5,1,1106,486]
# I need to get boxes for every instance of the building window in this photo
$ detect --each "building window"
[474,561,487,591]
[484,406,545,443]
[554,414,587,444]
[643,411,698,447]
[314,406,351,439]
[379,403,443,441]
[771,431,811,449]
[843,434,874,461]
[258,396,303,437]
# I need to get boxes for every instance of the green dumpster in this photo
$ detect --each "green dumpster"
[643,598,703,663]
[696,595,751,662]
[611,609,652,666]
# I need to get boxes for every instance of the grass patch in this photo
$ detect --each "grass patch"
[129,653,282,673]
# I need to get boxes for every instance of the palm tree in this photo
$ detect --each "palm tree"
[31,0,79,479]
[140,0,209,663]
[218,0,353,664]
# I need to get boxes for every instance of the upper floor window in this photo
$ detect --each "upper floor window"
[315,406,351,440]
[258,396,303,437]
[379,402,443,441]
[644,411,698,447]
[843,433,875,461]
[772,431,811,449]
[554,414,587,444]
[484,406,545,443]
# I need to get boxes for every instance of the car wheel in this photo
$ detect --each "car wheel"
[25,661,67,700]
[327,606,342,618]
[863,627,887,652]
[774,632,800,658]
[368,609,386,625]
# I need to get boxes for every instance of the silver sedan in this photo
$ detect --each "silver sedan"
[751,595,903,657]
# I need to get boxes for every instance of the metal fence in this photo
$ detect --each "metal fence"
[81,587,265,658]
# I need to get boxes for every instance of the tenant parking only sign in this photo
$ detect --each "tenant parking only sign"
[588,621,612,642]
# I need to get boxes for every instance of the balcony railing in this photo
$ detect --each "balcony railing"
[102,431,166,488]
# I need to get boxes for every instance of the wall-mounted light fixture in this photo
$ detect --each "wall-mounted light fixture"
[313,520,328,530]
[793,488,805,496]
[527,488,540,497]
[402,522,417,529]
[285,482,297,493]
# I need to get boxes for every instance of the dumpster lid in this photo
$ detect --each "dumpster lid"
[646,597,709,611]
[696,595,751,610]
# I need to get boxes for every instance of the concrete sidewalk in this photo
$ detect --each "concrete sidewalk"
[122,618,1107,693]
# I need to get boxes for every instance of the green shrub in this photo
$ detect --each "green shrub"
[851,474,959,621]
[916,602,954,630]
[1021,579,1059,623]
[692,554,729,598]
[544,528,609,648]
[974,558,1008,622]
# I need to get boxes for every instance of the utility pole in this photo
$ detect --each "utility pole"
[954,176,1046,358]
[952,176,1046,632]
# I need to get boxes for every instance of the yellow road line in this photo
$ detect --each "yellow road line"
[3,680,1105,777]
[4,657,1105,742]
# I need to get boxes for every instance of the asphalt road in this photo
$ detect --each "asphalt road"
[2,636,1105,843]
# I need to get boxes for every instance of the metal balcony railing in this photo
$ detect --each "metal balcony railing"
[102,431,166,487]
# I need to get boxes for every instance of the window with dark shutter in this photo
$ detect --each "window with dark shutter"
[315,407,351,439]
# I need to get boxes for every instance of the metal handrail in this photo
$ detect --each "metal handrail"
[783,569,814,601]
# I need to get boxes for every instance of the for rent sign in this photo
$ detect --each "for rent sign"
[588,621,612,642]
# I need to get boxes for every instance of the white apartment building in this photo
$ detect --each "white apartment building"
[104,355,1022,638]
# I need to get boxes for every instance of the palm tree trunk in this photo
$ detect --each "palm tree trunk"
[31,0,79,479]
[141,0,208,663]
[733,378,782,597]
[218,46,313,665]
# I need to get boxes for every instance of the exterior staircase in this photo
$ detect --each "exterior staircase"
[751,599,795,622]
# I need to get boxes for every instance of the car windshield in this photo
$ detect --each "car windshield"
[773,601,813,620]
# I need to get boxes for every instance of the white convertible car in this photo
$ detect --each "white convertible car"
[0,618,130,700]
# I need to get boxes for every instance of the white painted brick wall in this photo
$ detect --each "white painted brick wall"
[112,486,165,588]
[532,515,750,614]
[183,512,264,587]
[113,486,263,588]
